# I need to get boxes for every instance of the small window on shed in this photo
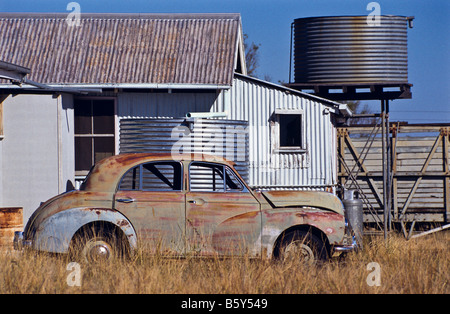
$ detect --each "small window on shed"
[274,109,306,153]
[279,114,302,147]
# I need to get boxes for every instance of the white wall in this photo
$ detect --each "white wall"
[1,94,74,223]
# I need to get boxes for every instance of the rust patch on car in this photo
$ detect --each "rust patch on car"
[296,210,342,221]
[117,219,129,227]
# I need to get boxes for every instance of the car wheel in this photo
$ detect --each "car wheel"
[70,226,124,263]
[276,230,328,265]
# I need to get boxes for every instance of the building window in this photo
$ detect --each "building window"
[74,98,115,175]
[274,109,306,153]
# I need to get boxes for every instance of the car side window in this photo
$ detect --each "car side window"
[225,167,244,191]
[189,162,244,192]
[119,161,182,191]
[119,166,140,190]
[190,162,224,192]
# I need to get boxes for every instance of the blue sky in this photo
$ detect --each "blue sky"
[1,0,449,124]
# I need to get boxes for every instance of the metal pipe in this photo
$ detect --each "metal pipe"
[386,100,391,232]
[381,99,388,239]
[185,112,228,118]
[289,22,294,84]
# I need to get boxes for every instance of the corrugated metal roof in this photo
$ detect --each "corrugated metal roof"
[0,13,243,86]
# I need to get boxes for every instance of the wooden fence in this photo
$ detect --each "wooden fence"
[337,123,450,229]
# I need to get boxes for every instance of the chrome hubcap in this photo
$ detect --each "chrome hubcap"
[90,244,110,260]
[83,239,113,263]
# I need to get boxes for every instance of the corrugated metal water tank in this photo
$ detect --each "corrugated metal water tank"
[120,118,249,181]
[293,15,411,84]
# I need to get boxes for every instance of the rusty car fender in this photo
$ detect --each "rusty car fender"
[260,208,346,258]
[32,207,137,254]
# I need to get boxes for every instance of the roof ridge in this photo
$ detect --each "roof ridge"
[0,12,241,20]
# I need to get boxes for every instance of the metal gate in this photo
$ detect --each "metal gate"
[338,124,450,230]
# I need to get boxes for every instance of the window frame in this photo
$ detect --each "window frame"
[74,97,117,176]
[188,162,247,193]
[118,161,183,192]
[273,108,307,154]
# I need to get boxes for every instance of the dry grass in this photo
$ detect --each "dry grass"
[0,231,448,294]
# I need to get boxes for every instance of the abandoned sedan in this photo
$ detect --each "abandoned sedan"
[15,153,356,263]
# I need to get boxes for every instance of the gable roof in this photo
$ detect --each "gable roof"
[0,13,246,87]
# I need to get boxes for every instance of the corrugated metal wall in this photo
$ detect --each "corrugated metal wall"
[115,76,339,191]
[119,118,249,181]
[212,76,337,190]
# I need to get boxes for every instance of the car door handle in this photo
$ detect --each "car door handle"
[188,198,205,205]
[116,198,135,203]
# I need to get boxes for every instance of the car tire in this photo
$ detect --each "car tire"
[70,225,124,263]
[276,230,328,265]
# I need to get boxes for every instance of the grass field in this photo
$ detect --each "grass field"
[0,231,448,294]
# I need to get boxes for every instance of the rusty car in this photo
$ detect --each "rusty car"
[14,153,356,263]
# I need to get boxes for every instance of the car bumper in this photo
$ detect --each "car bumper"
[333,236,359,253]
[333,243,357,253]
[13,231,33,250]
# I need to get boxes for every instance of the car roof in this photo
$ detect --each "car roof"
[82,153,235,192]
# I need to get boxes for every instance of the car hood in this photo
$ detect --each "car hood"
[261,190,344,215]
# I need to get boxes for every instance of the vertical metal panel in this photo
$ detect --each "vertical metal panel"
[213,76,337,190]
[119,118,249,181]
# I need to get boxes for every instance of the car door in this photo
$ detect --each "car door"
[114,161,185,256]
[186,162,261,257]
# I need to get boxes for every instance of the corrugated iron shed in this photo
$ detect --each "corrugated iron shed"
[0,13,245,86]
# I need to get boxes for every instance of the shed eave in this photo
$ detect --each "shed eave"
[0,83,231,91]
